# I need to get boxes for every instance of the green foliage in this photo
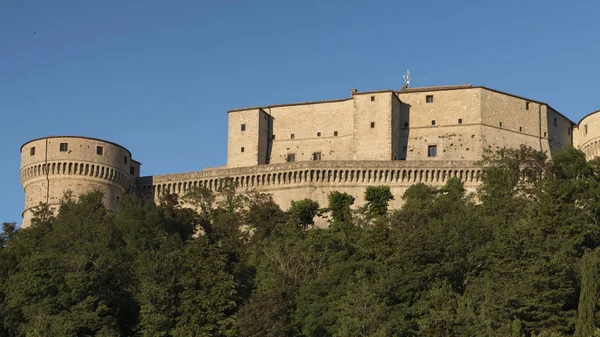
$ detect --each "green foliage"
[364,185,393,218]
[289,198,320,229]
[3,146,600,336]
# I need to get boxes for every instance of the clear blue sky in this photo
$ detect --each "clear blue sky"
[1,0,599,225]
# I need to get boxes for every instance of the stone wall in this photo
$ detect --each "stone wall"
[20,136,139,227]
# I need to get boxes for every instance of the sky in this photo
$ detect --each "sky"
[1,0,599,225]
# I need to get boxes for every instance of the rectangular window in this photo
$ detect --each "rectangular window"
[568,127,571,135]
[241,124,246,131]
[272,135,276,140]
[334,131,338,136]
[585,125,588,135]
[543,132,547,137]
[96,146,103,155]
[428,145,437,157]
[317,132,321,137]
[59,143,68,152]
[458,118,463,124]
[241,147,244,152]
[370,96,375,101]
[553,118,558,127]
[526,102,530,110]
[124,156,128,164]
[291,134,295,139]
[519,127,523,132]
[499,122,503,127]
[30,147,35,156]
[287,153,295,162]
[404,122,408,128]
[431,120,436,126]
[313,152,322,161]
[370,122,375,128]
[426,95,434,103]
[130,166,135,175]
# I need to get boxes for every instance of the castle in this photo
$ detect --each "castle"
[19,84,600,227]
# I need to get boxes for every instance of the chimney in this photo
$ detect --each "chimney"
[350,88,358,95]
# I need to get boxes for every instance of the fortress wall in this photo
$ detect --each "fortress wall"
[352,92,395,160]
[20,137,136,227]
[227,108,267,167]
[574,110,600,160]
[397,88,483,161]
[264,99,355,164]
[546,107,574,154]
[135,160,481,227]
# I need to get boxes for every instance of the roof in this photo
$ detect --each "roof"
[227,84,576,125]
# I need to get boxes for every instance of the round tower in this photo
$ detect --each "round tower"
[576,110,600,160]
[20,136,140,228]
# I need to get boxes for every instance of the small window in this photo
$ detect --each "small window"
[96,146,103,155]
[428,145,437,157]
[370,122,375,128]
[241,124,246,131]
[272,135,276,140]
[241,147,244,152]
[568,127,571,135]
[59,143,68,152]
[124,156,128,164]
[426,95,434,103]
[526,102,530,110]
[404,122,408,128]
[458,119,463,124]
[334,131,338,136]
[519,127,523,132]
[287,153,295,162]
[431,120,436,126]
[499,122,503,127]
[543,132,547,137]
[130,166,135,175]
[291,134,295,139]
[30,147,35,156]
[370,96,375,101]
[553,118,557,127]
[313,152,322,161]
[317,132,321,137]
[585,125,588,135]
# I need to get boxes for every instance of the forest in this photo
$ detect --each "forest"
[2,146,600,336]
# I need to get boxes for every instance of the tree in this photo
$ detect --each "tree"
[327,191,355,230]
[575,249,599,337]
[364,186,393,218]
[289,199,320,229]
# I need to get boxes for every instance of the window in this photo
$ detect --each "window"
[313,152,322,160]
[568,127,571,136]
[428,145,437,157]
[317,132,321,137]
[543,132,547,137]
[96,146,103,155]
[59,143,68,152]
[370,96,375,101]
[431,120,436,126]
[241,147,244,152]
[291,134,295,139]
[426,95,434,103]
[404,122,408,128]
[519,127,523,132]
[370,122,375,128]
[241,124,246,131]
[272,135,276,140]
[30,147,35,156]
[553,118,558,127]
[124,156,128,164]
[334,131,338,136]
[585,125,588,135]
[526,102,530,110]
[287,153,295,162]
[458,119,463,124]
[130,166,135,175]
[499,122,503,127]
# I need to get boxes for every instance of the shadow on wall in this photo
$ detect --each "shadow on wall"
[398,102,411,160]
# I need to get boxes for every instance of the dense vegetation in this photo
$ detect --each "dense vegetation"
[2,146,600,336]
